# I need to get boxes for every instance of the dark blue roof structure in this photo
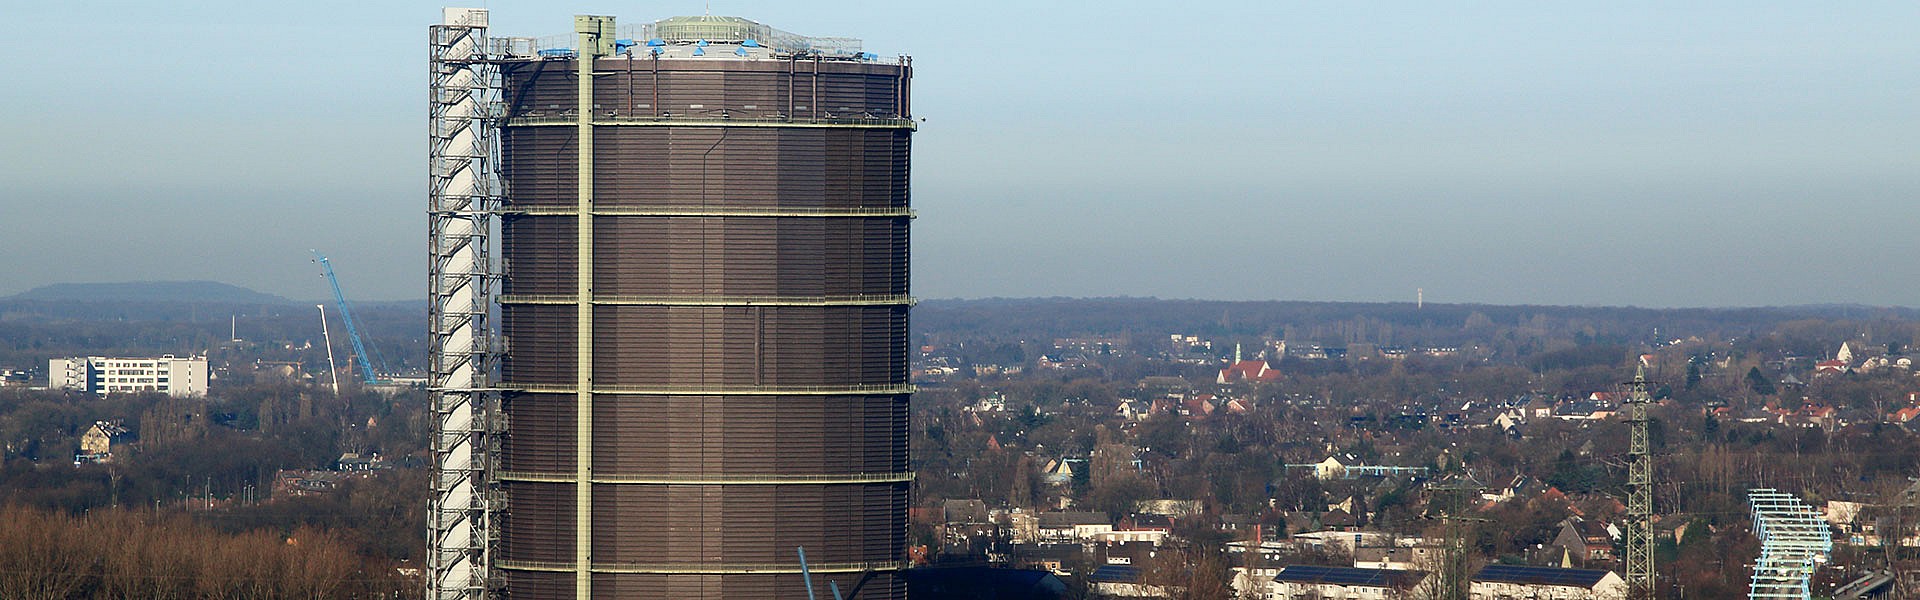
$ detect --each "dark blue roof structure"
[1472,564,1612,587]
[905,567,1069,600]
[1274,565,1425,588]
[1089,565,1143,583]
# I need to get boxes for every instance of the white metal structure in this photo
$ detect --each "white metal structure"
[637,15,863,55]
[1748,488,1832,600]
[429,7,498,600]
[318,304,341,396]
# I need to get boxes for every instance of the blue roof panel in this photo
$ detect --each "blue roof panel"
[1472,564,1611,587]
[1089,565,1141,583]
[1274,565,1424,587]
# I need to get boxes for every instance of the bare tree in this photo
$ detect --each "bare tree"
[1143,543,1236,600]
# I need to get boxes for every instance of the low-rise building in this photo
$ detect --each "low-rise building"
[1095,515,1171,545]
[274,470,353,497]
[1352,543,1444,571]
[1291,530,1393,554]
[49,355,208,397]
[1271,565,1428,600]
[334,452,393,471]
[1469,564,1624,599]
[74,420,129,464]
[1552,518,1618,565]
[0,368,32,387]
[1036,511,1111,542]
[1089,564,1163,598]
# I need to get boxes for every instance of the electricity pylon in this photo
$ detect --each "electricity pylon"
[1624,367,1655,599]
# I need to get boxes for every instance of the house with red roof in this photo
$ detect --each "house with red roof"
[1182,394,1218,418]
[1799,404,1838,428]
[1218,360,1281,384]
[1890,405,1920,426]
[1587,392,1626,405]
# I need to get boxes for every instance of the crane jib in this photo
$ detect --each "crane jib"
[312,250,388,385]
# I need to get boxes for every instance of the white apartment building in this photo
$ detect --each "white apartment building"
[1470,565,1625,600]
[49,355,208,397]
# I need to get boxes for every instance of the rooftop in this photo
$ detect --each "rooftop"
[1088,565,1142,583]
[1274,565,1426,588]
[492,14,886,63]
[1472,564,1614,588]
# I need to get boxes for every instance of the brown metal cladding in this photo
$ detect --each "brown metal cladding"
[502,58,906,121]
[591,306,908,387]
[503,127,910,212]
[502,571,576,600]
[499,481,577,563]
[590,483,907,564]
[499,305,576,385]
[499,215,579,296]
[588,573,904,600]
[500,392,578,473]
[591,217,909,297]
[496,53,910,600]
[588,394,907,474]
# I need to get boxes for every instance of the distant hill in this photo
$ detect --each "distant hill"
[5,281,293,305]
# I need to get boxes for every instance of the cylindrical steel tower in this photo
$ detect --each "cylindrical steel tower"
[489,15,912,600]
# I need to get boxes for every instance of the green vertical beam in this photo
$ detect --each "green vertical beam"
[572,13,614,600]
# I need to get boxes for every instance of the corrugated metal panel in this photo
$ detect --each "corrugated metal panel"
[499,305,576,384]
[501,128,579,210]
[500,481,576,563]
[589,573,904,600]
[505,59,905,122]
[499,55,910,600]
[591,483,907,564]
[589,393,908,474]
[504,571,576,600]
[500,59,579,120]
[501,392,578,473]
[589,218,907,297]
[592,306,907,386]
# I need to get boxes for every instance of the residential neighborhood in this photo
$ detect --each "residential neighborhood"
[906,301,1920,598]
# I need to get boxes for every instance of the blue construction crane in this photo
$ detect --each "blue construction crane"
[312,250,387,385]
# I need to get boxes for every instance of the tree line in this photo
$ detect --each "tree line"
[0,504,410,599]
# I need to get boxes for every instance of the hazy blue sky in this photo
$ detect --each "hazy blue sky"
[2,1,1916,307]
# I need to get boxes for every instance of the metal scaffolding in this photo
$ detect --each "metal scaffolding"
[1748,488,1832,600]
[428,7,499,600]
[1623,368,1655,599]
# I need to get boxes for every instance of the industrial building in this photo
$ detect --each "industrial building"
[429,9,913,600]
[48,355,209,397]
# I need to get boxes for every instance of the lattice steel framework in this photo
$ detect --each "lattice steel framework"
[1623,368,1654,599]
[1748,489,1832,600]
[428,8,499,600]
